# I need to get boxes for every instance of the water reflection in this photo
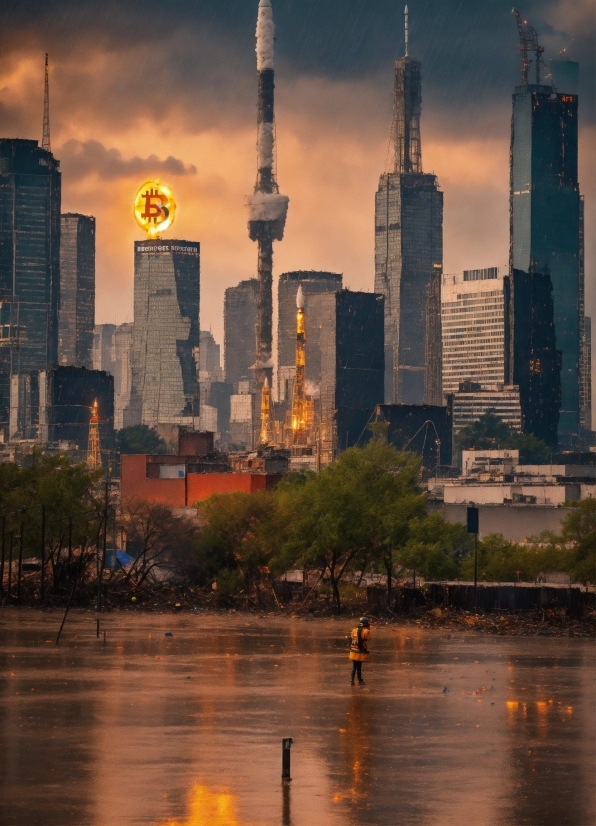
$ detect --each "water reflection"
[160,785,241,826]
[0,612,593,826]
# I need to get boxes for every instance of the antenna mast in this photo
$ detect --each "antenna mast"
[42,54,51,152]
[405,5,409,57]
[513,9,545,86]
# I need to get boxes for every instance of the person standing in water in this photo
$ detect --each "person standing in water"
[349,617,370,685]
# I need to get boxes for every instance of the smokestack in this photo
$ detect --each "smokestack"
[247,0,289,396]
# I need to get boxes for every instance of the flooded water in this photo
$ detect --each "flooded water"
[0,610,594,826]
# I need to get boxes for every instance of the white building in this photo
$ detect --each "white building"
[441,267,505,397]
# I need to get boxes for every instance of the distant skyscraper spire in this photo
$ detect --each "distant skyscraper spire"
[391,10,421,173]
[42,54,51,152]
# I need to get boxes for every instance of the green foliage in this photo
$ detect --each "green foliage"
[456,411,550,463]
[116,425,167,455]
[560,498,596,583]
[278,440,425,612]
[459,533,573,582]
[402,514,472,580]
[194,491,283,591]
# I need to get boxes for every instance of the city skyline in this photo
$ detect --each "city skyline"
[0,0,593,376]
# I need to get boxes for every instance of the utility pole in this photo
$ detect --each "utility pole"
[467,506,479,613]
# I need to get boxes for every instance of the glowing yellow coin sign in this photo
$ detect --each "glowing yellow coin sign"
[133,181,176,238]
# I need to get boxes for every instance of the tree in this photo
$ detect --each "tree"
[458,533,571,582]
[194,491,283,598]
[279,440,424,613]
[456,411,550,463]
[0,453,103,596]
[402,514,472,581]
[116,425,167,455]
[560,499,596,583]
[119,501,199,588]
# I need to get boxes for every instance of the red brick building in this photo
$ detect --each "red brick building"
[120,430,287,507]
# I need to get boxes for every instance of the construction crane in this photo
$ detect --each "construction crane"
[513,8,545,86]
[87,400,102,471]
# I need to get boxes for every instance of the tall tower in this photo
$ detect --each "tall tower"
[42,54,51,153]
[509,9,582,447]
[59,213,96,369]
[87,399,102,471]
[247,0,289,398]
[290,285,308,448]
[374,7,443,405]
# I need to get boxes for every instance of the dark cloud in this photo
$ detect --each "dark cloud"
[58,139,196,180]
[0,0,593,136]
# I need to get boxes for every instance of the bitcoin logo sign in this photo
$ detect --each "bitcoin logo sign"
[133,181,176,237]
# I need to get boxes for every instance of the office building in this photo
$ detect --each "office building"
[58,213,95,369]
[0,138,61,432]
[9,366,114,459]
[128,240,200,427]
[451,384,522,439]
[441,268,506,397]
[374,17,443,404]
[93,322,133,430]
[277,271,342,401]
[313,290,384,464]
[510,23,582,446]
[224,279,258,393]
[377,402,452,469]
[508,268,561,448]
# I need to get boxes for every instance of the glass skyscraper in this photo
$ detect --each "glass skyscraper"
[0,138,61,431]
[510,64,582,446]
[375,49,443,405]
[128,240,200,427]
[58,213,95,369]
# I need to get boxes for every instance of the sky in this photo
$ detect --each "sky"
[0,0,594,389]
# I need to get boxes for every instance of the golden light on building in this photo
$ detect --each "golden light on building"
[259,376,275,446]
[87,399,102,471]
[292,284,308,447]
[133,180,176,238]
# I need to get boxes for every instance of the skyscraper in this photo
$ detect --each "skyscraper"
[314,290,385,464]
[277,270,342,401]
[93,322,133,430]
[58,213,95,369]
[0,138,61,431]
[441,268,506,396]
[510,13,582,446]
[508,267,561,448]
[224,278,258,392]
[374,9,443,405]
[127,240,200,427]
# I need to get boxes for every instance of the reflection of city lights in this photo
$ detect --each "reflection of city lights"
[506,701,519,711]
[160,784,241,826]
[536,701,548,713]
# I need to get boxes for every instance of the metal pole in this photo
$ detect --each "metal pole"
[7,532,13,597]
[98,479,109,612]
[17,520,24,600]
[40,505,45,603]
[67,517,72,570]
[0,516,5,596]
[473,533,478,615]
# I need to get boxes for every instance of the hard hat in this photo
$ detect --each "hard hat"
[359,617,370,627]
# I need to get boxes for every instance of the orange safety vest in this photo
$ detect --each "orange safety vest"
[348,626,370,661]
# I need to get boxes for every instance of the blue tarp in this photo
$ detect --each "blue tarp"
[104,550,134,570]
